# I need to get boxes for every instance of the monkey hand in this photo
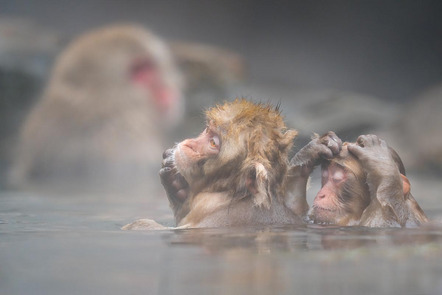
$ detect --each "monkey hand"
[159,149,189,203]
[290,131,342,176]
[347,134,400,189]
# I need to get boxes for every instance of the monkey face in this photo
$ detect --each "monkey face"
[309,153,372,226]
[169,100,297,207]
[174,126,221,185]
[309,162,348,224]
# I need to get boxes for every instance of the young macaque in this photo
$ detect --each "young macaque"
[308,134,428,227]
[9,24,183,187]
[124,99,342,230]
[164,99,300,228]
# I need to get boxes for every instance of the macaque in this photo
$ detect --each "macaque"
[164,99,300,228]
[9,24,183,186]
[308,134,428,227]
[124,99,342,229]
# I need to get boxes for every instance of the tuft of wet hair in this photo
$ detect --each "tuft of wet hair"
[206,99,286,131]
[205,98,298,208]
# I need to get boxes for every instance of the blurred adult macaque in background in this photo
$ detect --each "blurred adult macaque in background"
[170,42,244,108]
[9,24,183,189]
[168,41,246,134]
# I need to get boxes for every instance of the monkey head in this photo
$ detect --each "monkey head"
[309,145,370,225]
[172,99,298,209]
[50,24,183,125]
[308,139,418,226]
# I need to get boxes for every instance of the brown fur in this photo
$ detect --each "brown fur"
[309,139,428,227]
[169,99,300,228]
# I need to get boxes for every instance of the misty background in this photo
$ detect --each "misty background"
[2,0,442,102]
[2,0,442,188]
[2,3,442,295]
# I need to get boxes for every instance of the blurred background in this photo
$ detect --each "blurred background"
[1,0,442,196]
[2,1,442,98]
[2,2,442,295]
[2,1,442,181]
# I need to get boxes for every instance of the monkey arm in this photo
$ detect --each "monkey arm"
[285,131,342,217]
[348,134,424,227]
[284,166,310,217]
[290,131,342,174]
[372,176,428,227]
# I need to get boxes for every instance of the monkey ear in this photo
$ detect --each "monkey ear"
[400,174,411,195]
[245,162,271,209]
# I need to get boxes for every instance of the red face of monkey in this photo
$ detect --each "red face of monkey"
[309,147,370,225]
[311,163,347,222]
[174,125,222,186]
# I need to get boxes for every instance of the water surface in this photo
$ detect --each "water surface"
[1,188,442,295]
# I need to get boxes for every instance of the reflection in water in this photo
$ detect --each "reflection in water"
[2,192,442,295]
[159,225,442,295]
[168,224,442,253]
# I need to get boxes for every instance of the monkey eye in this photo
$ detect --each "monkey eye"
[332,170,345,183]
[209,135,220,149]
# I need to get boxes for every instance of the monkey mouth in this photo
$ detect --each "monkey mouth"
[309,206,339,225]
[180,142,202,158]
[311,205,336,213]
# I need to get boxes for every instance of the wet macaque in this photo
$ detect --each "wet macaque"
[9,24,183,186]
[162,99,300,228]
[124,101,342,230]
[161,100,344,229]
[309,135,428,227]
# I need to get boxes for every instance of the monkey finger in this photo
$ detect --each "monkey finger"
[329,132,343,149]
[162,149,174,160]
[366,134,378,146]
[162,156,175,168]
[328,139,342,155]
[347,143,365,158]
[325,131,340,143]
[372,135,383,146]
[159,167,172,180]
[356,135,369,147]
[320,133,341,153]
[318,145,334,159]
[320,138,340,156]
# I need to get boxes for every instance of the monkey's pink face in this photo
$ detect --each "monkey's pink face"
[174,127,221,184]
[309,163,348,224]
[130,57,181,116]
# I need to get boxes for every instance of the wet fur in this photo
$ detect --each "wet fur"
[170,99,300,228]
